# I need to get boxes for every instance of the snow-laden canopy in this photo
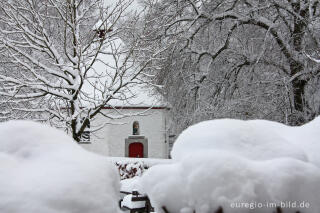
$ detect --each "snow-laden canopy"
[0,120,120,213]
[137,117,320,213]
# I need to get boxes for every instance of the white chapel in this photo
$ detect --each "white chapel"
[79,21,170,159]
[80,105,170,159]
[78,85,171,159]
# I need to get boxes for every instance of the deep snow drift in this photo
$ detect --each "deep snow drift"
[138,117,320,213]
[171,118,320,164]
[0,120,120,213]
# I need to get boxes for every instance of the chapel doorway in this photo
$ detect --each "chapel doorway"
[129,142,144,158]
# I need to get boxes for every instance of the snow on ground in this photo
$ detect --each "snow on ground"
[135,117,320,213]
[0,120,120,213]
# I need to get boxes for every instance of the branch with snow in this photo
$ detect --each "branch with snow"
[0,0,164,141]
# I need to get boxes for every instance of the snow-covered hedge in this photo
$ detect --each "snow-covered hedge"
[171,118,320,165]
[137,117,320,213]
[115,161,146,180]
[0,120,120,213]
[108,157,172,180]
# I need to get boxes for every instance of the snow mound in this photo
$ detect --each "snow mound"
[0,120,120,213]
[140,151,320,213]
[138,117,320,213]
[120,176,142,193]
[171,118,320,164]
[284,117,320,166]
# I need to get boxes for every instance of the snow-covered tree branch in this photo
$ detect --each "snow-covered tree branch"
[138,0,320,132]
[0,0,162,141]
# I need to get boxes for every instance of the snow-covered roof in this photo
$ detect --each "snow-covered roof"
[92,19,113,31]
[106,84,167,108]
[87,21,166,109]
[92,19,104,30]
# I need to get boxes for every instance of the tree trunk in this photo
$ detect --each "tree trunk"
[289,4,309,125]
[71,118,80,142]
[289,61,308,125]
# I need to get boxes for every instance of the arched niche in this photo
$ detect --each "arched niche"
[133,121,140,135]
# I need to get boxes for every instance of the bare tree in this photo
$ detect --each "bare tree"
[139,0,320,132]
[0,0,162,141]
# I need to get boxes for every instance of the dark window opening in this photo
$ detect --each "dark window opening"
[133,121,140,135]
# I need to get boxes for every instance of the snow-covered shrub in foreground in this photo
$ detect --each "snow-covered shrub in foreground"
[107,157,172,180]
[0,120,120,213]
[172,118,320,163]
[138,117,320,213]
[115,161,146,180]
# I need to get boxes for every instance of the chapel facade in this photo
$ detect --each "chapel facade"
[80,106,170,159]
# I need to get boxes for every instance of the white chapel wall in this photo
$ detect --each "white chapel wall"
[80,108,169,158]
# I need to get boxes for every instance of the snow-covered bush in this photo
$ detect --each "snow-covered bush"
[171,117,320,167]
[108,157,172,180]
[0,120,120,213]
[115,161,147,180]
[138,117,320,213]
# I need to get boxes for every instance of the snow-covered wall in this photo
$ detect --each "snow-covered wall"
[81,107,169,158]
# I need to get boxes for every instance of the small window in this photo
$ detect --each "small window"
[133,121,140,135]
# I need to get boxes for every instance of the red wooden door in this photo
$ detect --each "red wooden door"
[129,142,144,158]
